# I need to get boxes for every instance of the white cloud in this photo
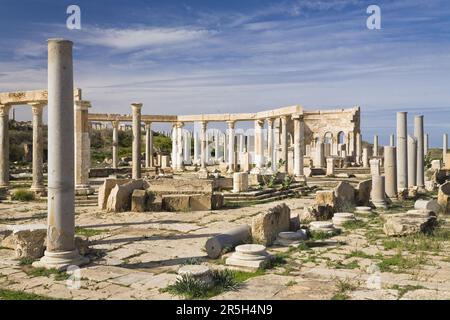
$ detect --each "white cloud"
[79,26,215,51]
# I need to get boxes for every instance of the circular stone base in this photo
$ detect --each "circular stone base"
[274,230,308,246]
[309,221,336,234]
[177,265,213,286]
[226,244,270,269]
[32,249,89,271]
[372,200,387,209]
[355,206,372,214]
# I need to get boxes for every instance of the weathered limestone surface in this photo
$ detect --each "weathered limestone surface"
[315,190,336,207]
[356,179,372,206]
[205,225,252,259]
[382,209,437,236]
[334,181,355,209]
[371,175,387,209]
[438,182,450,214]
[2,224,47,259]
[162,194,190,212]
[98,178,129,209]
[131,189,149,212]
[251,203,290,246]
[147,178,214,195]
[232,172,249,193]
[106,179,144,212]
[414,199,442,214]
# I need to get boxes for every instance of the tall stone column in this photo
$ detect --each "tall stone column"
[414,115,424,188]
[193,129,199,165]
[131,103,142,179]
[176,122,184,171]
[34,39,87,270]
[396,112,408,190]
[0,104,11,188]
[267,118,274,169]
[280,116,288,172]
[315,141,324,168]
[145,122,153,168]
[29,103,45,193]
[171,123,178,170]
[362,147,369,168]
[293,115,304,177]
[444,134,448,163]
[390,134,395,147]
[251,119,264,174]
[373,135,379,156]
[111,121,119,169]
[371,175,387,209]
[227,121,236,173]
[384,146,397,199]
[355,132,362,165]
[183,130,191,165]
[407,135,417,188]
[200,121,207,171]
[424,133,429,155]
[74,100,92,195]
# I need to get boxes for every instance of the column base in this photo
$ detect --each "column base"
[30,185,46,196]
[250,167,262,174]
[32,249,89,271]
[371,200,387,209]
[75,185,94,196]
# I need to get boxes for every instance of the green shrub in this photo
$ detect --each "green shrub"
[11,189,35,201]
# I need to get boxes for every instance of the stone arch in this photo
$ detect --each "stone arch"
[324,132,333,144]
[337,131,345,144]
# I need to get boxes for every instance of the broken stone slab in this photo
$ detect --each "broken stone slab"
[205,225,252,259]
[131,189,147,212]
[162,194,190,212]
[225,244,270,269]
[177,265,213,288]
[334,181,356,210]
[414,199,442,214]
[274,230,307,246]
[232,172,249,193]
[356,179,372,206]
[382,209,438,236]
[438,181,450,214]
[431,160,442,170]
[106,179,144,212]
[147,178,214,195]
[98,178,129,209]
[251,203,290,246]
[2,224,47,259]
[315,190,336,207]
[332,212,356,227]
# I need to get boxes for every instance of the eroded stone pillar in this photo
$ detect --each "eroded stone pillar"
[390,134,395,147]
[200,121,207,171]
[414,115,424,188]
[424,133,428,155]
[176,122,184,171]
[193,129,199,165]
[145,122,153,168]
[362,147,369,168]
[0,104,11,188]
[326,157,334,176]
[407,135,417,188]
[111,120,119,168]
[34,39,87,270]
[29,103,45,193]
[384,146,397,199]
[280,116,288,172]
[227,121,236,173]
[183,130,191,165]
[373,135,379,156]
[267,118,274,169]
[356,132,362,165]
[397,112,408,190]
[131,103,142,179]
[444,134,448,164]
[171,123,178,169]
[315,141,324,168]
[371,175,387,209]
[293,115,304,177]
[370,158,380,176]
[74,100,92,195]
[251,119,264,173]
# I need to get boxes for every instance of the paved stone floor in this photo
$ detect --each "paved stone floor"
[1,196,449,300]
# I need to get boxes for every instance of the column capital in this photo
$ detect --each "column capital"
[226,120,235,129]
[111,120,119,128]
[199,121,208,129]
[255,119,264,127]
[131,103,143,111]
[292,113,304,121]
[266,118,275,127]
[0,104,11,116]
[175,121,184,129]
[75,100,91,110]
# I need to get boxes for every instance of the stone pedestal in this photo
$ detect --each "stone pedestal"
[225,244,270,269]
[309,221,336,234]
[274,230,307,246]
[33,39,88,270]
[232,172,249,193]
[371,175,387,209]
[332,212,356,227]
[355,206,372,214]
[384,146,397,199]
[326,157,334,176]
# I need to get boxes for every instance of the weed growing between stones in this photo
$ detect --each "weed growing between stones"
[11,189,35,202]
[22,266,70,281]
[331,278,357,300]
[391,284,426,299]
[0,288,57,300]
[74,227,109,237]
[377,252,426,273]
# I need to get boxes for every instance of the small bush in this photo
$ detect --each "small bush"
[11,189,35,202]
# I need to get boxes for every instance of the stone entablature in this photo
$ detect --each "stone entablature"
[0,89,82,105]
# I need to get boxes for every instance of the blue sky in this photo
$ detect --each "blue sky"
[0,0,449,146]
